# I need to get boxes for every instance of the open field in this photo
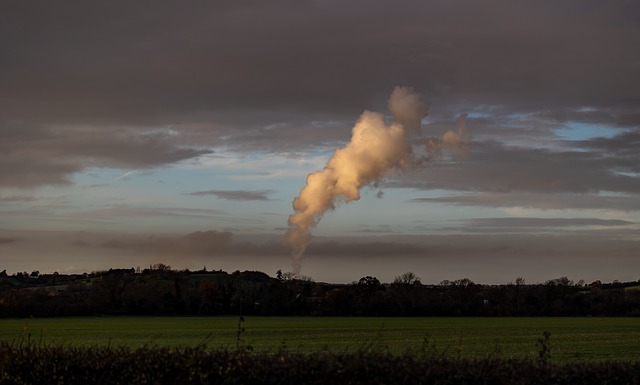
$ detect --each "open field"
[1,316,639,362]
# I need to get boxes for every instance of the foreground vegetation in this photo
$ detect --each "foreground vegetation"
[2,343,640,385]
[3,316,640,362]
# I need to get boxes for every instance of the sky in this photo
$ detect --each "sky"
[1,0,639,284]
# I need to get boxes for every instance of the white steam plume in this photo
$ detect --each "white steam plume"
[426,113,470,161]
[285,86,466,275]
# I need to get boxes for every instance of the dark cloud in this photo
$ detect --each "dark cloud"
[97,230,427,258]
[411,192,640,212]
[399,127,640,212]
[0,123,211,188]
[102,230,234,256]
[303,233,640,284]
[0,153,82,188]
[0,237,19,246]
[580,131,640,168]
[395,138,640,195]
[0,195,37,202]
[463,217,635,229]
[532,107,640,129]
[100,230,290,259]
[2,0,639,188]
[71,206,227,220]
[1,1,638,125]
[187,190,274,201]
[307,240,425,256]
[0,209,52,218]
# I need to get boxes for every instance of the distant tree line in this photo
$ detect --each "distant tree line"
[0,267,639,317]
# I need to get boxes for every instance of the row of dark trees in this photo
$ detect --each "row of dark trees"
[1,267,639,317]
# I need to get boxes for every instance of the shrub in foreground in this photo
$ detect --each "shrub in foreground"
[0,343,639,385]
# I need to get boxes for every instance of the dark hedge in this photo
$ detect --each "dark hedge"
[0,343,639,385]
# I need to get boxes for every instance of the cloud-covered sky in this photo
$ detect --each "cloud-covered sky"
[1,0,639,283]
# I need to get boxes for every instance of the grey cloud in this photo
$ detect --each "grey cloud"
[98,230,425,258]
[0,209,53,218]
[99,230,289,258]
[69,132,209,168]
[352,224,397,234]
[396,139,640,194]
[217,237,430,258]
[580,131,640,168]
[187,190,274,201]
[0,123,210,188]
[0,195,37,202]
[220,121,352,154]
[2,1,638,124]
[72,206,227,220]
[2,0,640,190]
[307,241,425,256]
[411,193,640,212]
[447,109,637,153]
[0,237,19,246]
[399,128,640,211]
[0,154,82,188]
[533,108,640,129]
[304,233,640,284]
[103,230,234,256]
[464,217,635,229]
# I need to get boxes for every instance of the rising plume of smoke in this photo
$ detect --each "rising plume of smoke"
[285,86,466,276]
[426,113,470,161]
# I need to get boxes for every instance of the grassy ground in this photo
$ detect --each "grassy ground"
[1,316,639,362]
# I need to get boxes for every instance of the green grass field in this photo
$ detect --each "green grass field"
[1,316,639,362]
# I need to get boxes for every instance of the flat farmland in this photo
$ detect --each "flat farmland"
[1,316,639,362]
